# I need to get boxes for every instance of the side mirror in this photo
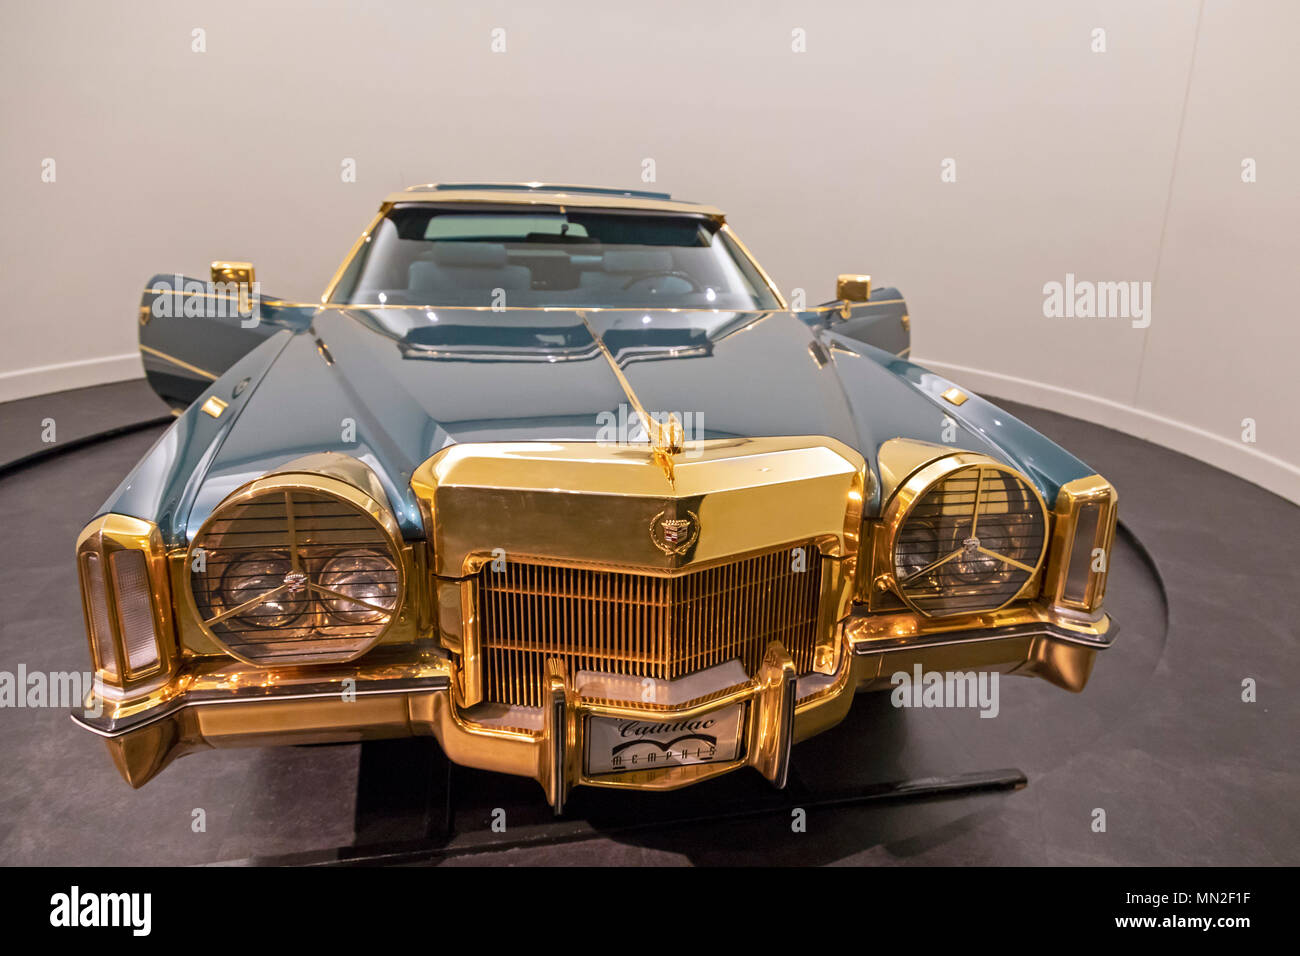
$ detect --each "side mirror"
[210,261,258,317]
[211,260,256,287]
[835,273,871,318]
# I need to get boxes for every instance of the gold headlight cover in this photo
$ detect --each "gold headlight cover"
[878,451,1049,618]
[184,470,406,666]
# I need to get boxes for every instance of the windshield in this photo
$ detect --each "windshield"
[328,204,782,311]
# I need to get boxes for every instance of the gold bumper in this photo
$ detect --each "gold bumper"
[74,603,1113,809]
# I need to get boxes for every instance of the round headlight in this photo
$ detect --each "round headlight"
[319,548,399,624]
[187,471,405,665]
[219,551,308,628]
[885,453,1047,617]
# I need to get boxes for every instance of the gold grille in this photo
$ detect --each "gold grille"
[475,543,824,707]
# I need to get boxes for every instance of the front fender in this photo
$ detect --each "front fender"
[826,333,1096,505]
[97,329,295,548]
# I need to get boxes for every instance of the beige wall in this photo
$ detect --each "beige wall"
[1,0,1296,501]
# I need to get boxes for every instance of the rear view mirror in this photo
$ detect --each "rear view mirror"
[835,274,871,318]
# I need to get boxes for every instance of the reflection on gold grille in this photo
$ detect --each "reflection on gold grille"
[476,544,823,707]
[190,489,400,664]
[894,466,1046,617]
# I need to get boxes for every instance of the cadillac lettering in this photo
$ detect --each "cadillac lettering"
[586,711,744,775]
[72,183,1118,811]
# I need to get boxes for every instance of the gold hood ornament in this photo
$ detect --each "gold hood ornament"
[648,413,685,484]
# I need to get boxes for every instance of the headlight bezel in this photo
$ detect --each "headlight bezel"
[183,470,408,667]
[875,451,1051,619]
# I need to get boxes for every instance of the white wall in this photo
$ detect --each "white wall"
[1,0,1296,501]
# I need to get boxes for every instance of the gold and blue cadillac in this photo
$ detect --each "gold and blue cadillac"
[74,183,1118,811]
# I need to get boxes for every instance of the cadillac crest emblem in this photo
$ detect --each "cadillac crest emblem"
[649,508,700,555]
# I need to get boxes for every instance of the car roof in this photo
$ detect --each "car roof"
[384,182,725,217]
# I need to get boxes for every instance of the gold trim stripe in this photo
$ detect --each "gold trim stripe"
[336,304,785,313]
[385,188,724,217]
[140,345,219,382]
[323,302,905,314]
[810,298,906,314]
[321,206,391,303]
[719,223,789,311]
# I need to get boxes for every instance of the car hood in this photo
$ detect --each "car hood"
[185,307,1081,539]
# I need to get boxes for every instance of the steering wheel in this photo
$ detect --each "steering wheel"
[620,270,704,293]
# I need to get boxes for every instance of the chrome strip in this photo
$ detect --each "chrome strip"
[773,664,796,788]
[851,619,1118,655]
[70,675,452,738]
[139,344,219,381]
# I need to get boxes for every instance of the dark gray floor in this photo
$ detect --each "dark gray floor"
[0,386,1294,865]
[0,379,169,472]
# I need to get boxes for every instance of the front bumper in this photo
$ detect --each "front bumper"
[73,602,1115,810]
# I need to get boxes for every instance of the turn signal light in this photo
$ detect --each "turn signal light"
[76,515,173,687]
[1044,476,1118,613]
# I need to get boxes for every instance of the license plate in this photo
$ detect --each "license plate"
[585,704,745,775]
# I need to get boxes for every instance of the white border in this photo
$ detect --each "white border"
[918,358,1300,506]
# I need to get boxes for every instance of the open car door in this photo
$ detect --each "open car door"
[800,276,911,360]
[137,263,312,409]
